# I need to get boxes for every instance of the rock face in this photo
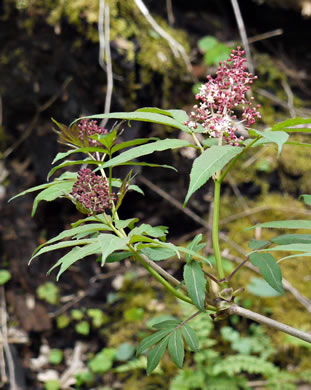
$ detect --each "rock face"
[253,0,311,16]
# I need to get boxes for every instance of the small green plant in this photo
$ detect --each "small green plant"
[170,302,311,390]
[198,36,232,66]
[75,320,90,335]
[44,380,60,390]
[11,47,311,375]
[36,282,60,305]
[49,349,63,365]
[89,348,116,374]
[0,270,11,285]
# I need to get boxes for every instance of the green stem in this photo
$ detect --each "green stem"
[191,132,204,153]
[212,179,225,281]
[102,215,217,311]
[130,248,194,305]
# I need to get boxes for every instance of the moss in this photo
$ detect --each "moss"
[279,134,311,193]
[105,273,181,349]
[254,52,306,126]
[5,0,190,95]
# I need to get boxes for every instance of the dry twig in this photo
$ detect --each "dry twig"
[166,0,175,25]
[281,79,296,118]
[134,0,192,71]
[3,77,72,160]
[98,0,113,128]
[230,0,253,73]
[0,286,16,390]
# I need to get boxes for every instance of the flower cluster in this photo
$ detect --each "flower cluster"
[72,168,116,214]
[78,119,108,146]
[185,47,261,145]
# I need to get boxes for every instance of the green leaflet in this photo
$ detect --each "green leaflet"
[300,194,311,206]
[137,328,172,355]
[33,223,112,255]
[185,234,206,263]
[262,243,311,252]
[249,129,288,156]
[52,146,109,164]
[183,262,207,311]
[147,336,169,375]
[140,247,176,261]
[182,324,199,351]
[29,239,95,264]
[248,239,270,250]
[71,213,107,228]
[249,253,284,295]
[270,234,311,245]
[114,218,139,230]
[31,181,74,216]
[152,320,180,329]
[100,138,192,169]
[246,220,311,230]
[278,252,311,263]
[93,129,117,149]
[9,181,61,202]
[271,117,311,131]
[129,224,168,239]
[177,246,212,266]
[111,177,143,192]
[285,141,311,146]
[136,107,174,117]
[73,110,192,133]
[47,159,101,180]
[247,277,282,297]
[168,329,184,369]
[135,240,212,265]
[105,251,132,263]
[49,242,100,280]
[111,137,159,153]
[184,145,241,205]
[167,109,189,124]
[98,234,129,266]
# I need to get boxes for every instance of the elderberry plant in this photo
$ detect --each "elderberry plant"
[11,47,311,374]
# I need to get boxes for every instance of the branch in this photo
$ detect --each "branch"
[230,0,253,73]
[0,286,16,390]
[134,0,192,71]
[98,0,113,128]
[228,304,311,344]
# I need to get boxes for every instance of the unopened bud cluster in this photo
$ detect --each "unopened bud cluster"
[185,47,261,145]
[72,168,116,214]
[78,119,108,146]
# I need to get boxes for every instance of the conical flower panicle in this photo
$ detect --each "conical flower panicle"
[185,47,261,145]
